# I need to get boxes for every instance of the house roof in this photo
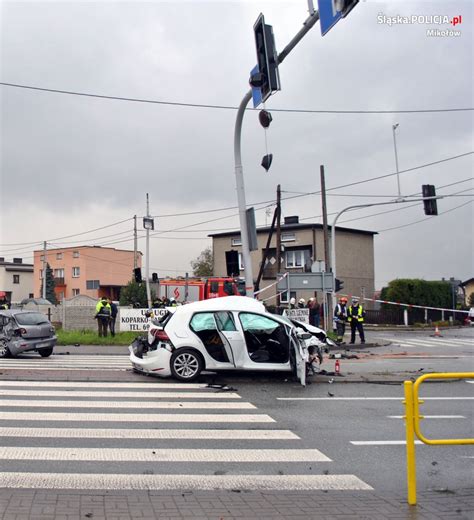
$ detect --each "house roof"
[32,245,142,254]
[461,277,474,286]
[208,222,377,238]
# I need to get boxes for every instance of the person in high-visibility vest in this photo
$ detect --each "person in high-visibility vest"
[334,296,348,344]
[95,297,111,337]
[348,297,366,345]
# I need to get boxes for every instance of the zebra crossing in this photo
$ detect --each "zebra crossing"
[0,380,372,491]
[380,336,473,349]
[0,354,130,370]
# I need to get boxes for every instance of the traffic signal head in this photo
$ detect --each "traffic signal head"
[253,13,281,103]
[152,272,158,283]
[134,267,142,284]
[422,184,438,216]
[335,278,344,292]
[261,154,273,172]
[259,109,272,128]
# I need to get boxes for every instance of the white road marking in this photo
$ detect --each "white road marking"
[0,447,331,462]
[351,441,423,446]
[0,381,210,389]
[466,381,474,384]
[0,412,274,422]
[0,427,300,440]
[277,397,474,401]
[0,390,241,399]
[0,399,255,410]
[0,473,373,491]
[388,415,466,419]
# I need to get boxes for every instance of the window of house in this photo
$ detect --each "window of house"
[231,237,242,246]
[86,280,100,290]
[54,268,64,278]
[29,293,34,298]
[40,255,45,261]
[13,275,20,284]
[280,290,297,303]
[72,289,80,296]
[73,251,80,258]
[72,267,80,278]
[56,253,63,260]
[57,291,64,301]
[238,253,244,271]
[281,232,296,242]
[285,249,311,269]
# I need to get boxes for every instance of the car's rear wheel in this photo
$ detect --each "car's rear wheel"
[170,348,203,382]
[0,339,10,358]
[39,348,53,358]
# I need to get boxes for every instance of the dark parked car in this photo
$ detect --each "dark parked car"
[0,310,57,358]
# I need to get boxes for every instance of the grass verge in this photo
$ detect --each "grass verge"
[56,329,141,346]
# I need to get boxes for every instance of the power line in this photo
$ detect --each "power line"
[2,82,472,114]
[377,200,473,233]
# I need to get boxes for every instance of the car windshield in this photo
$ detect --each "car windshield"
[14,312,50,325]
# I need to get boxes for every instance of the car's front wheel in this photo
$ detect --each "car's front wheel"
[170,348,203,382]
[39,348,53,358]
[0,339,11,358]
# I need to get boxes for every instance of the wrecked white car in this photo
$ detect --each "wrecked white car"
[129,296,309,385]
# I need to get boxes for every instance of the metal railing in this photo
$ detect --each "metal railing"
[404,373,474,505]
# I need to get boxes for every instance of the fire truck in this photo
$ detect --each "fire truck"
[158,277,245,303]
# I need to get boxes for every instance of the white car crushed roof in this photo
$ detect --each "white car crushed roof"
[129,296,309,385]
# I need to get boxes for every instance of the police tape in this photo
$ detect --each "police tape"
[254,272,288,296]
[338,294,469,314]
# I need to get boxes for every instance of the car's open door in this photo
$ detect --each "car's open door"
[290,330,308,386]
[214,311,240,366]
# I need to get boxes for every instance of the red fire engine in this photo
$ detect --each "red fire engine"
[158,277,245,303]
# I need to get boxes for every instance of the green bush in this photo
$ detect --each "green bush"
[380,279,451,309]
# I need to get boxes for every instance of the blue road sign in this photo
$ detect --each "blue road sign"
[318,0,342,36]
[250,65,263,108]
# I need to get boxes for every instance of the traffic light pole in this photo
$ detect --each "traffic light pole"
[233,9,320,298]
[330,196,443,309]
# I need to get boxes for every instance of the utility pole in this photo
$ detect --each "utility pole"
[276,184,282,307]
[392,123,402,200]
[133,215,138,270]
[145,194,151,308]
[42,241,47,299]
[320,165,331,330]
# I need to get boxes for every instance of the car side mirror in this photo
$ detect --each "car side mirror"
[297,332,312,340]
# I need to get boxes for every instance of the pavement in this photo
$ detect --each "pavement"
[1,488,473,519]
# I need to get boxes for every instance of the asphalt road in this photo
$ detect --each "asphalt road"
[0,327,472,497]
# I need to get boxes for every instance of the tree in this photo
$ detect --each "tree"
[119,280,154,308]
[39,263,57,304]
[468,292,474,306]
[191,247,214,277]
[380,279,451,308]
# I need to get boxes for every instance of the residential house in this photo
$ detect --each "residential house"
[461,278,474,306]
[0,257,34,304]
[210,216,376,305]
[33,246,142,301]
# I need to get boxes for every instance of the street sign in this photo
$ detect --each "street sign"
[318,0,342,36]
[277,272,334,292]
[250,65,263,108]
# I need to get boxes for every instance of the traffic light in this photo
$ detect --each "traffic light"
[152,272,158,283]
[422,184,438,216]
[134,267,142,284]
[259,109,272,128]
[335,278,344,292]
[334,0,359,18]
[225,250,240,277]
[261,154,273,172]
[251,14,281,103]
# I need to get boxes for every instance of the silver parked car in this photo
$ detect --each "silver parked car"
[0,310,57,358]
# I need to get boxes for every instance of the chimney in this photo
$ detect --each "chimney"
[284,216,299,225]
[13,258,23,264]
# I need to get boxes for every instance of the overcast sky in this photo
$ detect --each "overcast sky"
[0,0,472,290]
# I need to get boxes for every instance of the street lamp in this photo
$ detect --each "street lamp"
[392,123,401,200]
